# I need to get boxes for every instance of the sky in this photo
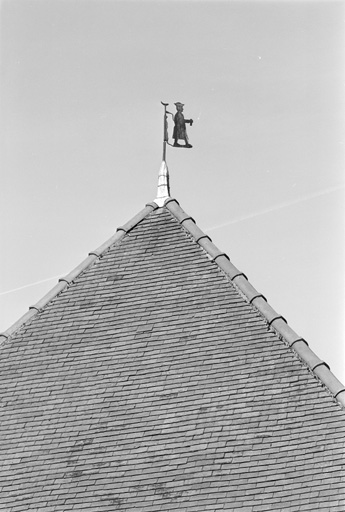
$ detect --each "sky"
[0,0,344,381]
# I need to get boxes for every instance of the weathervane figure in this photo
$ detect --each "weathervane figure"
[161,101,194,160]
[172,102,193,148]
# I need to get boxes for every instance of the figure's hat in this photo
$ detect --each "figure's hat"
[174,101,184,106]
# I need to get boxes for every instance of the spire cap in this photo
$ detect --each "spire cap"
[154,160,170,207]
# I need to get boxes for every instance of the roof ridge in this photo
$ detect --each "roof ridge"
[0,201,159,344]
[164,197,345,409]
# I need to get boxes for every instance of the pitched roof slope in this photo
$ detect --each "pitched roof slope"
[0,200,344,512]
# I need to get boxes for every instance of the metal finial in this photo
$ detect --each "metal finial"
[154,159,170,207]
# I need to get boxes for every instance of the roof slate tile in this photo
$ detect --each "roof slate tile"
[0,203,344,511]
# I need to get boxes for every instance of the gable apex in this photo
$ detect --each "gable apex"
[1,197,344,409]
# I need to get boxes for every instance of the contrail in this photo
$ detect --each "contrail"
[206,185,344,232]
[0,275,61,297]
[1,185,343,296]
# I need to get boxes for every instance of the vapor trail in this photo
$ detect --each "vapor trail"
[206,185,344,232]
[1,185,343,296]
[0,275,61,297]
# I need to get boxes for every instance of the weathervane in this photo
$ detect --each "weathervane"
[155,101,194,207]
[161,101,194,161]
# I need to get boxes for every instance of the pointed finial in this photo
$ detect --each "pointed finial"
[154,159,170,207]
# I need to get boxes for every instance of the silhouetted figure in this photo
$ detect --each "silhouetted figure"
[172,102,193,148]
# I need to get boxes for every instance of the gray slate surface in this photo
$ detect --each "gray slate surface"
[1,206,344,511]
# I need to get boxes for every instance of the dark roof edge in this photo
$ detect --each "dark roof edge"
[0,202,159,345]
[164,198,345,409]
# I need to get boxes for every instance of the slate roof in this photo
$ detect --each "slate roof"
[1,198,345,512]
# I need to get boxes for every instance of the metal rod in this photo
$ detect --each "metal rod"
[161,102,169,162]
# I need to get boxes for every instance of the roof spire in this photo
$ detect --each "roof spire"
[154,160,170,207]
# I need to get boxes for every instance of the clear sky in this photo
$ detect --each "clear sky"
[1,0,344,381]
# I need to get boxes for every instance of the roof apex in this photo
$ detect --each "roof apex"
[1,197,344,408]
